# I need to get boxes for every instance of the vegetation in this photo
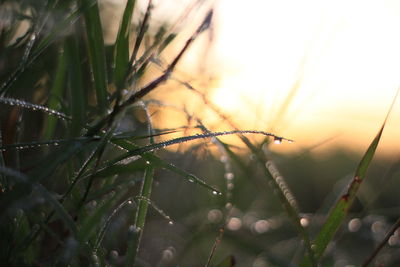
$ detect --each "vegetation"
[1,0,399,266]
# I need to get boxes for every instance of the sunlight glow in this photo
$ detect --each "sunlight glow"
[209,0,400,152]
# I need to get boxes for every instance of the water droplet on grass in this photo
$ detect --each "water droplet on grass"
[227,217,242,231]
[300,217,309,227]
[110,250,119,259]
[212,190,221,195]
[348,218,362,232]
[224,172,234,180]
[207,209,223,223]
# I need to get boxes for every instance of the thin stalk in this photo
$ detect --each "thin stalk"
[362,218,400,267]
[125,166,155,266]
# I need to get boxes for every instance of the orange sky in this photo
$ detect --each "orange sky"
[206,0,400,154]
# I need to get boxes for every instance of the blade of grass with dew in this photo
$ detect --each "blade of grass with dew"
[243,135,315,265]
[0,97,71,121]
[113,0,136,91]
[106,138,221,193]
[300,90,399,266]
[42,47,67,140]
[125,165,154,266]
[93,198,135,252]
[77,0,108,113]
[65,34,87,137]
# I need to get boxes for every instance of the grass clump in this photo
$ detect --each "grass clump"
[1,1,400,266]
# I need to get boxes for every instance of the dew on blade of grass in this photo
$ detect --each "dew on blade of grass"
[300,217,309,227]
[253,220,270,234]
[227,217,242,231]
[348,218,362,232]
[128,225,141,234]
[227,182,234,190]
[389,235,399,246]
[224,172,234,180]
[212,190,221,195]
[273,137,282,144]
[207,209,223,223]
[110,250,119,259]
[225,202,233,210]
[161,246,175,262]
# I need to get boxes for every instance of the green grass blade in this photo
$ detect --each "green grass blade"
[113,0,136,91]
[42,48,68,140]
[78,0,108,113]
[65,34,87,137]
[300,91,399,266]
[300,123,386,266]
[125,165,154,266]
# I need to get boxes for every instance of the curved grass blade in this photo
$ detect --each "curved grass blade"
[113,130,292,158]
[300,90,399,266]
[106,139,221,193]
[77,0,108,113]
[0,138,91,152]
[93,198,135,251]
[113,0,136,91]
[0,97,71,121]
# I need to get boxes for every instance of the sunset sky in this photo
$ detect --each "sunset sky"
[208,0,400,154]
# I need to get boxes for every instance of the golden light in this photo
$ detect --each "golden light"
[207,0,400,153]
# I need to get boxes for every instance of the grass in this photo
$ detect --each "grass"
[1,0,400,266]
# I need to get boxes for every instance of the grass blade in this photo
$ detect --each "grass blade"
[78,0,108,113]
[42,48,68,140]
[113,0,136,91]
[0,97,70,121]
[300,90,399,266]
[65,34,87,137]
[125,165,154,266]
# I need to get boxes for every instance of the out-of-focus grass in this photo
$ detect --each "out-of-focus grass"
[1,1,400,266]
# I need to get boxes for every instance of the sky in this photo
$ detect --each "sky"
[207,0,400,154]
